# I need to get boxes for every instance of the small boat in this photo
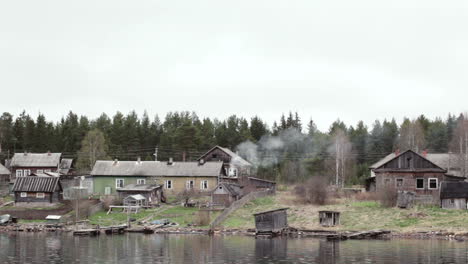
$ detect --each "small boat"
[0,214,11,225]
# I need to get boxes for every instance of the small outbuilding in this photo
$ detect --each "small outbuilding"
[440,181,468,210]
[12,176,63,204]
[211,182,243,207]
[116,184,163,206]
[123,194,147,207]
[253,208,288,234]
[319,211,340,227]
[0,163,10,184]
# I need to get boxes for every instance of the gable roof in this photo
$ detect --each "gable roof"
[215,182,243,196]
[371,151,464,176]
[11,153,61,167]
[12,176,61,192]
[0,163,10,175]
[91,160,223,177]
[373,150,446,173]
[198,145,252,167]
[440,181,468,199]
[59,159,73,174]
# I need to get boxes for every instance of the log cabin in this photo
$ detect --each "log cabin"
[12,176,63,204]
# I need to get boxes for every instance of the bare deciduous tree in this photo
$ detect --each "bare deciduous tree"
[449,114,468,177]
[397,119,426,152]
[331,129,352,188]
[76,129,109,173]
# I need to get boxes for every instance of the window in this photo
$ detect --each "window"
[20,192,27,198]
[165,180,172,189]
[24,170,31,176]
[212,154,218,159]
[16,170,23,177]
[137,179,146,185]
[37,170,44,174]
[186,180,194,190]
[228,168,237,177]
[396,178,404,187]
[428,178,438,190]
[201,180,208,190]
[36,193,45,198]
[104,187,111,195]
[116,179,124,189]
[449,199,454,205]
[44,169,51,173]
[416,178,424,189]
[406,157,412,168]
[384,178,391,185]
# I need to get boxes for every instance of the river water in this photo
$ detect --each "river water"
[0,233,467,264]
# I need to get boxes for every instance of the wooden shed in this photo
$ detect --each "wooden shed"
[440,181,468,210]
[253,208,288,234]
[123,194,147,207]
[12,176,63,204]
[319,211,340,227]
[211,182,243,207]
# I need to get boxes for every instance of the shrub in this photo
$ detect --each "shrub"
[294,177,329,205]
[378,185,397,208]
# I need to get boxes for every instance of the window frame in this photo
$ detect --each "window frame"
[186,180,194,190]
[200,180,208,190]
[24,169,31,176]
[36,192,45,198]
[137,179,146,185]
[16,170,23,177]
[416,178,425,190]
[428,178,438,190]
[165,180,172,189]
[20,192,27,198]
[396,178,404,188]
[37,169,44,174]
[115,179,125,189]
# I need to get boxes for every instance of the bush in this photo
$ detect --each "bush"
[294,177,329,205]
[378,185,397,208]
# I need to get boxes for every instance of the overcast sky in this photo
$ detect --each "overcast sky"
[1,0,467,131]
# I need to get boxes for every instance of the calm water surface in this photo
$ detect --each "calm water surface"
[0,233,467,264]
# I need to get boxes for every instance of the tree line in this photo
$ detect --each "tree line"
[0,110,466,184]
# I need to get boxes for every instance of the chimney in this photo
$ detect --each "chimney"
[136,157,141,164]
[113,159,119,165]
[182,151,186,162]
[153,147,158,162]
[47,151,51,156]
[422,149,428,157]
[395,149,400,156]
[24,151,27,156]
[167,157,173,165]
[199,159,205,166]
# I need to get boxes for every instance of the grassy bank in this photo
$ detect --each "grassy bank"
[220,191,468,232]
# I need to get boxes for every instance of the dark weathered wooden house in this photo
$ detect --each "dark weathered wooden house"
[116,184,163,206]
[373,150,464,204]
[12,176,63,204]
[198,146,252,178]
[253,208,288,234]
[211,182,243,207]
[10,152,62,180]
[440,181,468,210]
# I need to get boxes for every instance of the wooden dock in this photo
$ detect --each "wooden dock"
[101,224,128,235]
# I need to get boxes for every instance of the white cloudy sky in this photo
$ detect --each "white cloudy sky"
[1,0,467,131]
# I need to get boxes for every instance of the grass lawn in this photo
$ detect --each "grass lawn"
[221,191,468,233]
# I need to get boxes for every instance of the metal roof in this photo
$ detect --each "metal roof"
[125,194,146,201]
[91,160,223,177]
[11,153,61,167]
[59,159,73,174]
[215,182,243,196]
[253,208,289,216]
[440,181,468,199]
[0,163,10,175]
[12,176,61,192]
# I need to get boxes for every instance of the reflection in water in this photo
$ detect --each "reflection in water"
[0,233,467,264]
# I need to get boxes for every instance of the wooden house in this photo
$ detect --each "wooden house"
[12,176,63,204]
[372,150,464,204]
[440,181,468,210]
[117,184,163,206]
[10,152,62,180]
[90,159,224,196]
[253,208,288,234]
[198,146,253,178]
[211,182,243,207]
